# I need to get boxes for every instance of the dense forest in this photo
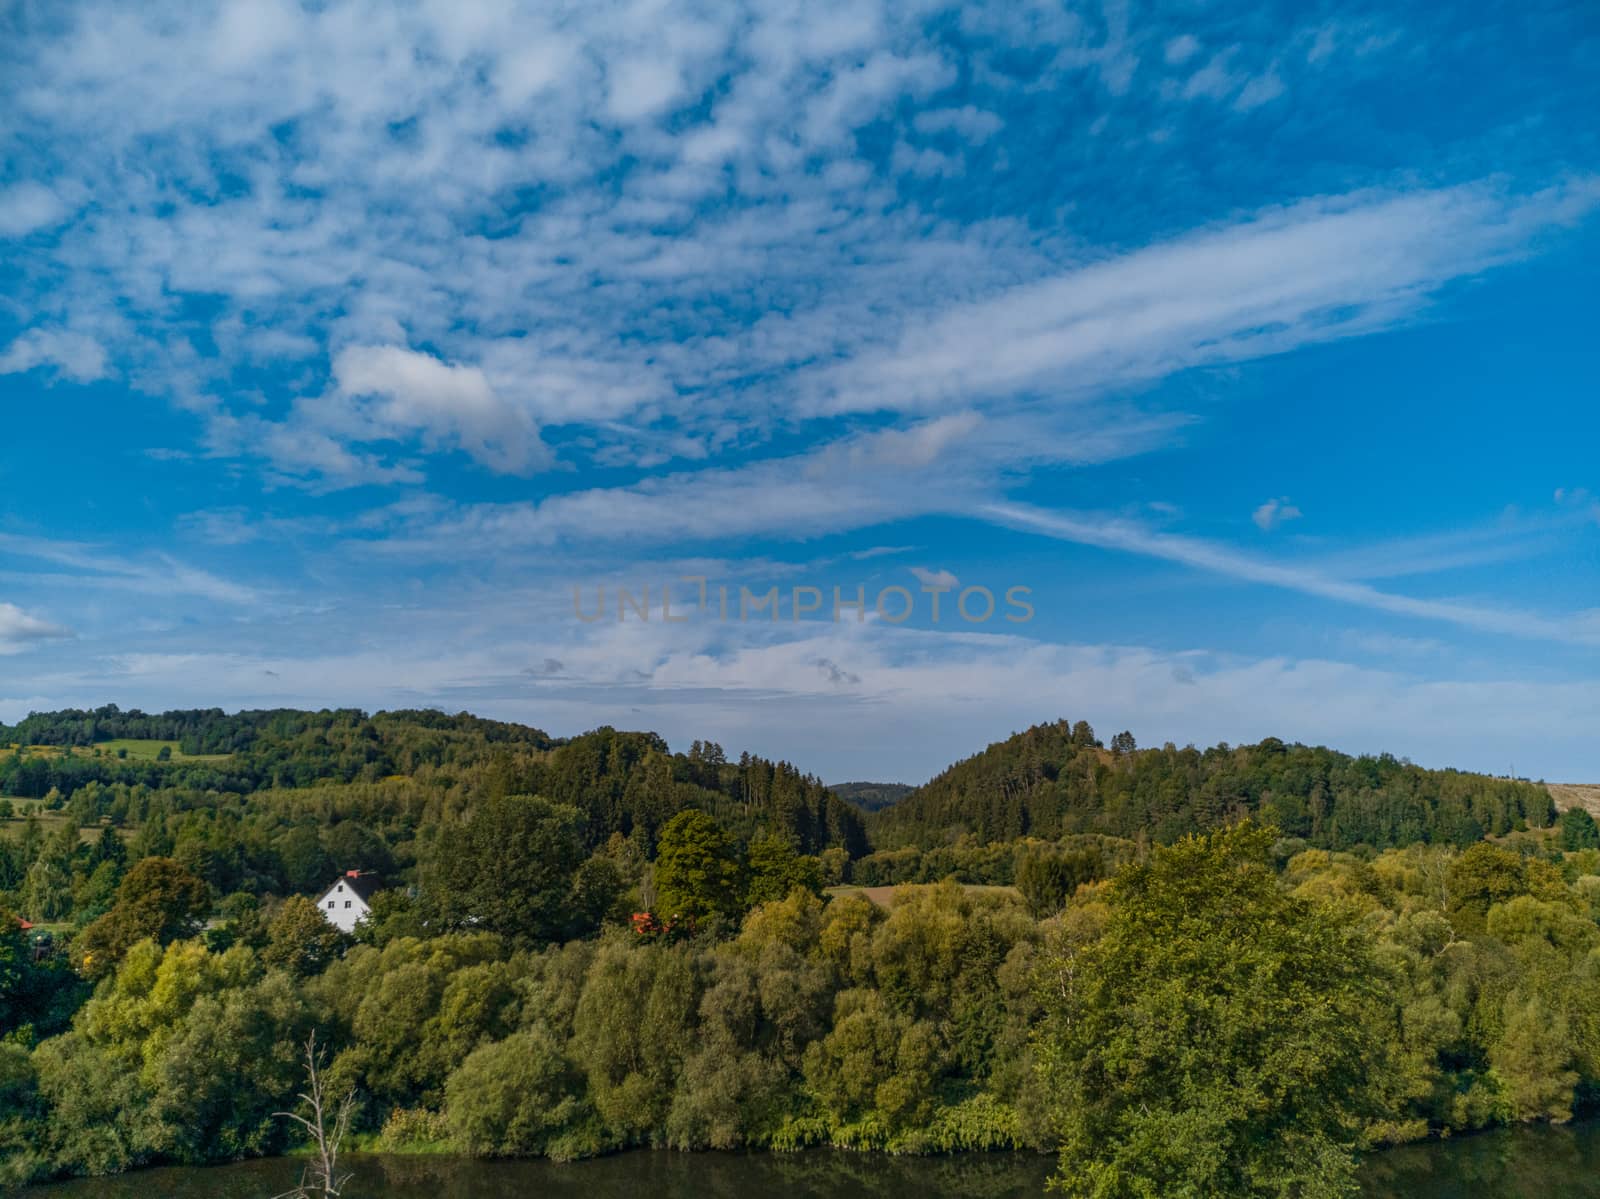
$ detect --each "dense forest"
[2,706,1596,1195]
[0,708,867,911]
[828,782,914,813]
[872,719,1555,851]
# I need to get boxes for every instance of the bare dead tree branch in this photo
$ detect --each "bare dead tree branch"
[272,1031,357,1199]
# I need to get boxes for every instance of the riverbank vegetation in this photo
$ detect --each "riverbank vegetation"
[2,707,1597,1195]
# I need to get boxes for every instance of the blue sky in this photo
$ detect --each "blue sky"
[2,0,1598,784]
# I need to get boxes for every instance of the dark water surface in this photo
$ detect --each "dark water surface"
[23,1122,1600,1198]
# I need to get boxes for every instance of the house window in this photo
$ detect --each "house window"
[337,884,344,892]
[327,900,335,909]
[345,901,352,908]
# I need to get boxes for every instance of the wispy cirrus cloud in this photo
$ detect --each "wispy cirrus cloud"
[0,533,262,606]
[983,502,1600,649]
[808,180,1600,418]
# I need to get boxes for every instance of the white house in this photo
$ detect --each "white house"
[316,870,381,933]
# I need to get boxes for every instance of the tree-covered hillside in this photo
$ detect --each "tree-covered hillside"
[5,704,1600,1192]
[0,708,867,909]
[828,782,914,813]
[871,719,1556,851]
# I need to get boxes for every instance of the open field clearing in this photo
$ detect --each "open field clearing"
[2,740,232,763]
[0,809,120,845]
[1549,784,1600,817]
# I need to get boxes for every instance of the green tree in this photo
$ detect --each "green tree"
[1033,821,1394,1197]
[1490,993,1579,1123]
[1446,842,1531,935]
[1558,807,1600,851]
[22,855,72,923]
[1016,849,1101,919]
[653,809,742,922]
[262,896,347,977]
[1,905,85,1040]
[422,796,588,945]
[90,825,127,869]
[744,832,824,909]
[73,857,211,977]
[445,1027,599,1159]
[569,854,626,932]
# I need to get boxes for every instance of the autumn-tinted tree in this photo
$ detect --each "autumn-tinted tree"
[72,858,211,977]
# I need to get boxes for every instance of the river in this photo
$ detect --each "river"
[22,1123,1600,1197]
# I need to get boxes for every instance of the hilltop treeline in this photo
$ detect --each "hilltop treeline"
[0,707,555,794]
[872,720,1555,851]
[0,712,865,921]
[2,705,552,755]
[828,782,914,813]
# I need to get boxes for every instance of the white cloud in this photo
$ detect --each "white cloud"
[1234,68,1286,112]
[1164,34,1202,66]
[0,1,1591,501]
[912,105,1004,143]
[1183,49,1242,101]
[801,51,954,147]
[0,603,74,653]
[606,57,687,123]
[0,182,66,237]
[1338,630,1446,657]
[1252,496,1302,531]
[372,414,989,554]
[0,328,109,383]
[910,566,959,589]
[0,533,262,607]
[332,345,550,475]
[849,545,915,560]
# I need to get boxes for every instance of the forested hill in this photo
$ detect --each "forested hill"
[870,719,1556,852]
[828,781,914,813]
[0,706,867,861]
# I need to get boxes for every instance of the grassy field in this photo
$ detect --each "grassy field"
[2,739,232,763]
[1549,784,1600,818]
[0,807,120,846]
[89,738,233,762]
[826,883,1022,908]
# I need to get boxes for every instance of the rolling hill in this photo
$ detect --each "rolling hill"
[868,719,1557,853]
